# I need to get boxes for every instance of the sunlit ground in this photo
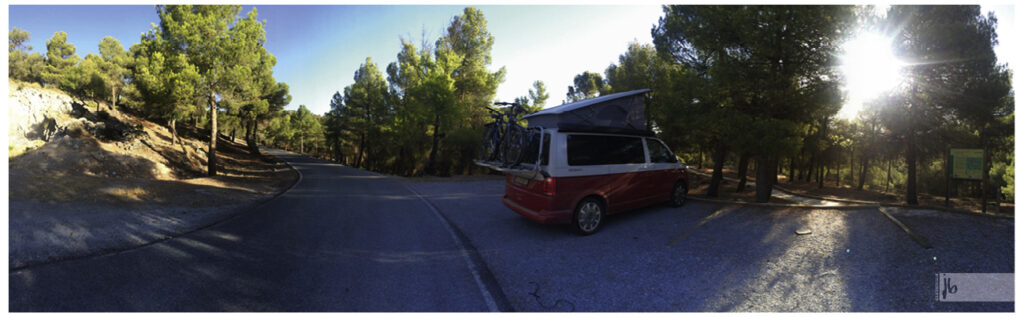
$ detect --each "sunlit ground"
[838,31,904,120]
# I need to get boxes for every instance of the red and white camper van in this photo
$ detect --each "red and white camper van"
[501,89,688,235]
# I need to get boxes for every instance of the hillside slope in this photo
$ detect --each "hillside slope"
[8,80,298,269]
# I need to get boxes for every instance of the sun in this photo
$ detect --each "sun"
[837,32,904,119]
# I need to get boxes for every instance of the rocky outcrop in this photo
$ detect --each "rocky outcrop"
[8,82,78,155]
[9,81,143,156]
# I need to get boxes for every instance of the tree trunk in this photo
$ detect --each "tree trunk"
[860,121,877,190]
[707,144,726,197]
[789,156,796,184]
[857,155,869,190]
[395,147,406,175]
[169,119,178,145]
[355,133,366,168]
[698,147,704,170]
[245,119,259,156]
[885,158,892,193]
[798,152,806,181]
[425,114,442,176]
[334,139,343,164]
[818,163,825,189]
[835,161,840,187]
[110,86,117,110]
[905,133,918,205]
[772,160,779,186]
[207,91,218,176]
[755,155,774,203]
[735,152,750,192]
[299,133,304,154]
[804,153,815,182]
[814,157,821,185]
[982,134,989,214]
[995,182,1001,214]
[849,145,855,186]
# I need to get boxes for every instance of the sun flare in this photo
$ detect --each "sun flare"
[838,32,903,119]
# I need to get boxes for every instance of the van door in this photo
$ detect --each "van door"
[600,135,647,212]
[645,138,680,200]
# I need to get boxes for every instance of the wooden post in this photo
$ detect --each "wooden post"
[945,148,951,207]
[995,185,1001,214]
[982,149,988,214]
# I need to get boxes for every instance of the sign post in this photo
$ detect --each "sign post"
[945,148,950,207]
[949,148,984,211]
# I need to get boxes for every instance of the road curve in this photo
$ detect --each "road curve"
[10,149,505,311]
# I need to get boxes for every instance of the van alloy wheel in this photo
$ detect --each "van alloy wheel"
[573,198,603,235]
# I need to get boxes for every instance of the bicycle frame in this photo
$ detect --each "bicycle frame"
[478,101,542,169]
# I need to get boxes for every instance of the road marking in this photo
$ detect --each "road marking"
[402,183,502,312]
[877,207,933,249]
[269,148,304,192]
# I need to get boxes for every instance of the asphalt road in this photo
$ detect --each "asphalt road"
[10,150,1014,312]
[9,149,505,311]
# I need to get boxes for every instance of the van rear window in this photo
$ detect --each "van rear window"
[520,132,550,166]
[567,134,644,166]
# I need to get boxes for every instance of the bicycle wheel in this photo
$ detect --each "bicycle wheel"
[504,127,527,167]
[478,124,501,162]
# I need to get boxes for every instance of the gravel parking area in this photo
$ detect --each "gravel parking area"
[404,178,1013,312]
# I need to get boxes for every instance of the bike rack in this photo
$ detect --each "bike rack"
[474,126,548,181]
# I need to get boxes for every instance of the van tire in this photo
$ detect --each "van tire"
[670,181,688,207]
[572,197,604,235]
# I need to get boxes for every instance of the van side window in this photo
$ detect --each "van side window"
[608,136,645,164]
[647,138,678,163]
[568,134,644,166]
[567,135,605,166]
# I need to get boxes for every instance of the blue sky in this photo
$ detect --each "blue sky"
[9,5,664,115]
[8,4,1016,116]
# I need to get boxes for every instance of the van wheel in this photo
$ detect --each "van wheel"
[670,181,688,207]
[572,197,604,235]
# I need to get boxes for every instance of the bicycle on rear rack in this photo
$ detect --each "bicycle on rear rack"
[477,101,538,168]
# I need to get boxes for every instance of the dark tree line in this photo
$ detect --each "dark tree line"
[561,5,1013,204]
[19,5,1006,203]
[268,5,1012,205]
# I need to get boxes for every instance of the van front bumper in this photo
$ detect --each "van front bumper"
[502,196,572,224]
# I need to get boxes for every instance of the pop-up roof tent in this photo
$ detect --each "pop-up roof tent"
[523,89,651,135]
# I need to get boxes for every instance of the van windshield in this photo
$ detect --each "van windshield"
[646,138,678,163]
